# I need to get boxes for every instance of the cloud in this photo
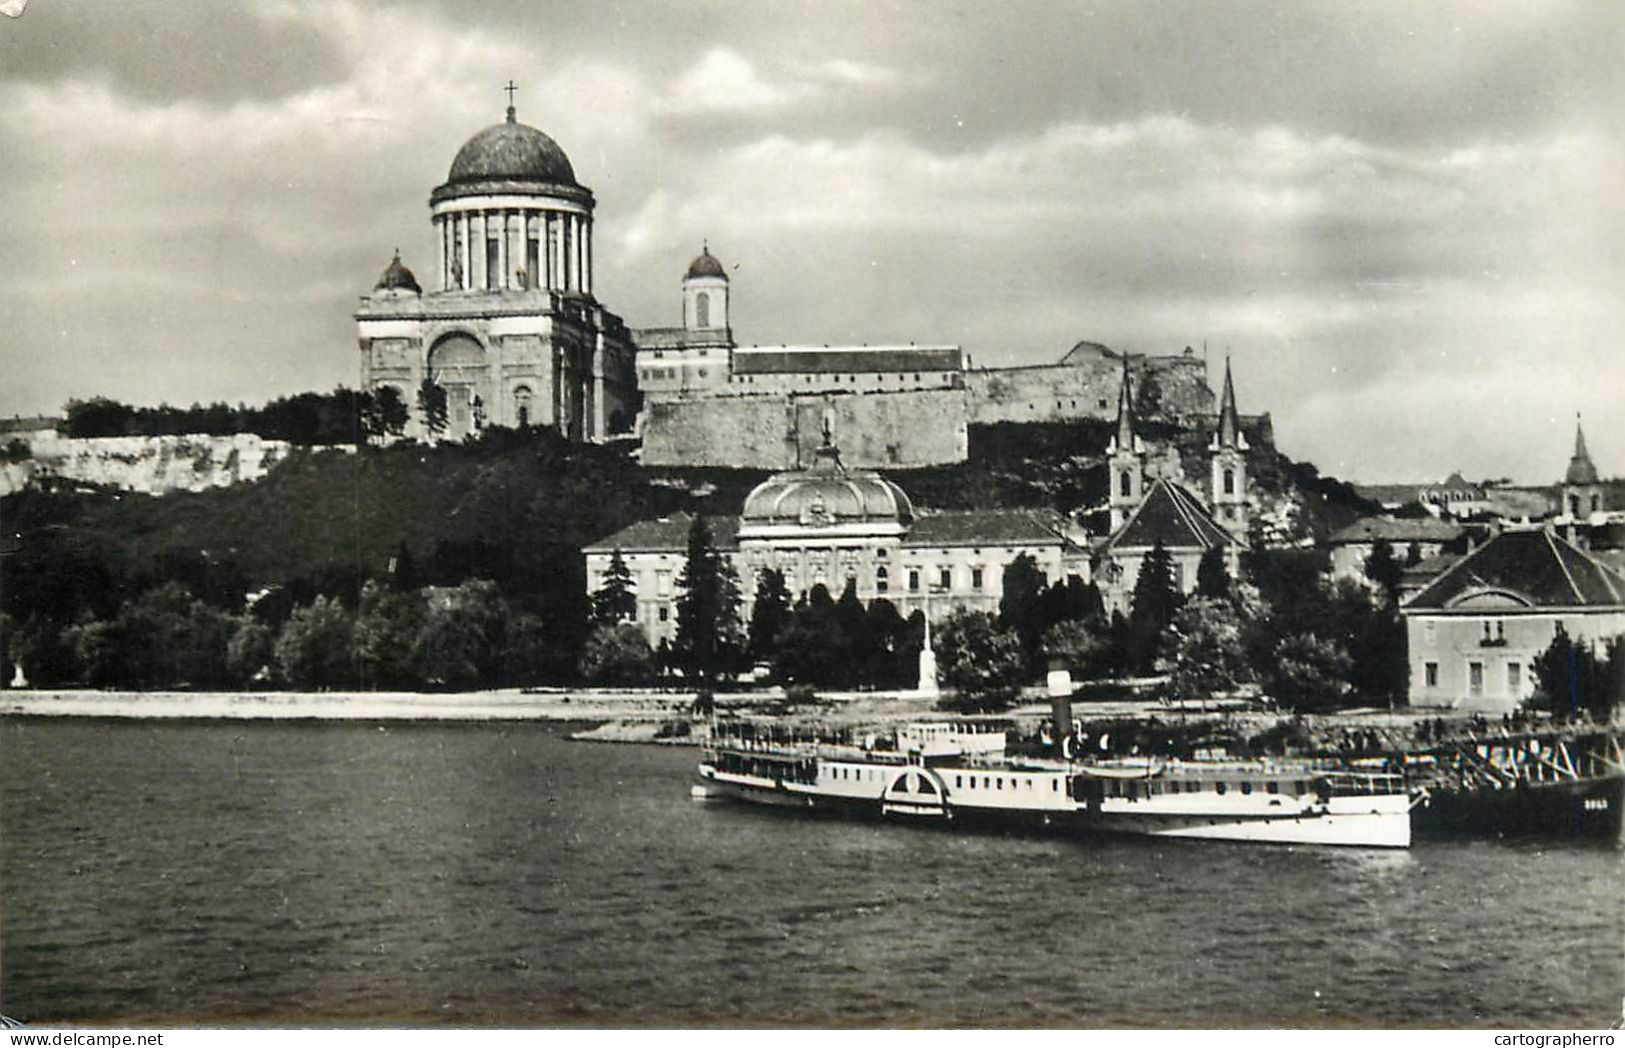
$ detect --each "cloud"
[659,48,812,115]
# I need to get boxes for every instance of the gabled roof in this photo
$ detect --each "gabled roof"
[1328,516,1464,546]
[1404,528,1625,611]
[1104,478,1239,554]
[584,512,740,554]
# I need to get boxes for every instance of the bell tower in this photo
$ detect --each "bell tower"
[1107,355,1145,532]
[683,242,730,332]
[1561,414,1602,521]
[1208,357,1249,538]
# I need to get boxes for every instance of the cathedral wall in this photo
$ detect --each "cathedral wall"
[640,388,968,469]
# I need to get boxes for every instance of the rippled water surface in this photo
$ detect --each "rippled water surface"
[2,717,1621,1027]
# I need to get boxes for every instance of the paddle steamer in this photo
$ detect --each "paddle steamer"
[697,721,1411,848]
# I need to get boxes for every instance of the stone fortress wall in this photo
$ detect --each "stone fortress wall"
[640,387,967,469]
[0,430,339,497]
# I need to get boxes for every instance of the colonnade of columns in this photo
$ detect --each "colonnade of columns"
[435,207,593,295]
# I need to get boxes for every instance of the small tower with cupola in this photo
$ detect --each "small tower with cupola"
[1561,414,1603,522]
[1107,355,1145,532]
[1208,357,1249,538]
[683,242,730,333]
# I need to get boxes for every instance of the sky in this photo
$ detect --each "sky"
[1,0,1620,483]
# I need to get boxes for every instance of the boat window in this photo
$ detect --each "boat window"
[995,778,1003,790]
[1240,782,1252,796]
[1215,782,1227,795]
[1052,780,1059,792]
[954,775,961,788]
[1266,782,1279,795]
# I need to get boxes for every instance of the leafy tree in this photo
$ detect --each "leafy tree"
[275,596,357,689]
[579,622,655,685]
[1165,595,1252,701]
[1195,545,1229,599]
[1267,633,1354,712]
[1364,538,1403,605]
[591,549,637,625]
[1041,618,1108,679]
[746,568,792,661]
[835,577,873,677]
[225,617,276,685]
[998,553,1049,670]
[935,608,1026,712]
[772,584,852,687]
[862,597,911,687]
[417,379,449,439]
[353,579,423,689]
[411,580,507,689]
[361,386,410,442]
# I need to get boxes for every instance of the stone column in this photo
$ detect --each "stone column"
[496,210,509,291]
[549,213,562,291]
[458,212,471,290]
[583,218,593,295]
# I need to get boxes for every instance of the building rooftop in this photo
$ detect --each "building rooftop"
[585,512,741,554]
[1404,528,1625,610]
[1328,516,1465,546]
[732,346,963,375]
[1104,479,1239,553]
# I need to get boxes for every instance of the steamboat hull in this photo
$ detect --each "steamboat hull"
[1412,773,1624,840]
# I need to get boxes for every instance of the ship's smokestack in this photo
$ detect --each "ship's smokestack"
[1051,692,1073,759]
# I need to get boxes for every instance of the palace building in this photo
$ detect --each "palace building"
[355,98,638,442]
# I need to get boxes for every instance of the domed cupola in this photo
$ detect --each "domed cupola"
[740,442,914,537]
[445,106,578,188]
[373,250,421,295]
[683,240,730,330]
[429,97,596,296]
[686,246,727,281]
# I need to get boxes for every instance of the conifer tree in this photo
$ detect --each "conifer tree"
[747,568,792,661]
[1196,545,1229,599]
[674,517,739,682]
[1127,539,1182,673]
[591,549,637,625]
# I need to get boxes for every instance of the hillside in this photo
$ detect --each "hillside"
[2,418,1372,637]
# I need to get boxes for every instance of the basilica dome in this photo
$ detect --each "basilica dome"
[741,448,914,530]
[446,109,577,187]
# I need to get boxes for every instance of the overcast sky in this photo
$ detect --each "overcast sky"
[1,1,1620,483]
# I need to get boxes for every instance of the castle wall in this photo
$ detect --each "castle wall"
[966,355,1214,426]
[639,388,967,469]
[0,432,339,497]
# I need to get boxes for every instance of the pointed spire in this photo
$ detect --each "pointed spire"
[1217,355,1241,448]
[1566,412,1600,485]
[1113,354,1136,451]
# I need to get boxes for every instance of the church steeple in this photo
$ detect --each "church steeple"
[1567,415,1599,486]
[1208,356,1249,538]
[1561,412,1603,524]
[1107,355,1145,531]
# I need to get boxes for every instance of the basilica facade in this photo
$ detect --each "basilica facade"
[355,103,638,442]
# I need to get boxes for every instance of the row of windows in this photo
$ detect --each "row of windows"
[1421,659,1523,693]
[952,774,1061,793]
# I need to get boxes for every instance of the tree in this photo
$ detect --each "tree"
[225,617,276,685]
[998,553,1049,671]
[673,516,738,682]
[353,579,422,689]
[1195,545,1229,600]
[1364,538,1403,606]
[1165,596,1252,701]
[1127,540,1182,673]
[411,580,507,689]
[275,596,356,689]
[417,379,448,439]
[746,568,792,662]
[1041,619,1108,679]
[578,622,655,685]
[935,608,1025,712]
[835,577,872,678]
[772,585,852,687]
[1530,627,1622,722]
[591,549,637,625]
[1267,633,1354,713]
[362,385,410,442]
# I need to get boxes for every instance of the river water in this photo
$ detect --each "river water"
[1,717,1620,1028]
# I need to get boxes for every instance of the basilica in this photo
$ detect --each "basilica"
[355,101,638,442]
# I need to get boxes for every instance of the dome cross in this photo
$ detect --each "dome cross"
[504,80,518,121]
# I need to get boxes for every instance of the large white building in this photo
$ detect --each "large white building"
[584,437,1087,648]
[355,102,638,442]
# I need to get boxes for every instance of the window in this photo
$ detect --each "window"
[939,568,952,589]
[971,568,984,590]
[656,571,672,597]
[1119,470,1133,498]
[1223,468,1236,495]
[1507,662,1521,693]
[1424,662,1439,688]
[658,606,669,622]
[486,237,500,289]
[1468,661,1484,697]
[875,566,889,594]
[526,237,540,287]
[695,292,710,327]
[908,569,920,592]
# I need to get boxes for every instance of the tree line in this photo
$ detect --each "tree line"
[58,387,410,446]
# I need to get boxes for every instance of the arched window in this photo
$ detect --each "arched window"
[513,385,534,428]
[1569,494,1581,516]
[1119,470,1133,498]
[1223,468,1236,495]
[876,566,889,594]
[1592,493,1602,513]
[695,292,710,328]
